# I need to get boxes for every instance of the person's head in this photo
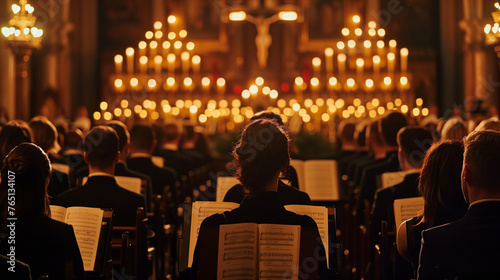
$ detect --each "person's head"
[250,111,285,127]
[106,120,130,154]
[397,126,434,170]
[379,112,408,147]
[163,123,181,144]
[0,120,32,161]
[1,143,52,221]
[337,120,357,150]
[441,118,467,141]
[366,119,384,156]
[29,116,60,153]
[462,130,500,203]
[130,124,156,154]
[233,119,290,196]
[64,128,84,151]
[418,141,467,226]
[83,126,119,171]
[474,119,500,132]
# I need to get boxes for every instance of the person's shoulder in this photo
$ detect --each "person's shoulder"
[56,187,83,204]
[36,215,74,238]
[200,213,226,227]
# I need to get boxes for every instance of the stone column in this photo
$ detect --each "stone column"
[460,0,489,109]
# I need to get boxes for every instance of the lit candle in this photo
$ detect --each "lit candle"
[192,55,201,75]
[376,40,385,66]
[139,56,148,74]
[338,53,346,76]
[217,77,226,97]
[347,40,356,69]
[356,58,364,79]
[167,53,176,74]
[149,41,158,67]
[126,48,134,74]
[114,54,123,74]
[373,55,380,82]
[312,57,321,77]
[138,41,147,57]
[363,40,372,65]
[400,48,409,74]
[389,39,397,54]
[324,48,334,75]
[181,51,190,75]
[201,77,210,99]
[154,55,163,74]
[387,52,395,77]
[162,41,170,68]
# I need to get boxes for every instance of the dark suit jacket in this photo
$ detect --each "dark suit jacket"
[223,180,312,205]
[154,148,193,176]
[75,162,153,211]
[57,175,146,226]
[190,192,328,279]
[0,214,85,280]
[418,201,500,280]
[127,156,177,196]
[356,151,400,225]
[370,172,420,242]
[47,170,70,204]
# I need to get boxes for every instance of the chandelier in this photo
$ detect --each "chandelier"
[1,0,43,47]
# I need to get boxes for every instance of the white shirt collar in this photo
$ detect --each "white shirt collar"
[88,172,114,178]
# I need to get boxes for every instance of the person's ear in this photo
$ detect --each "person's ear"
[115,151,120,164]
[463,164,471,182]
[83,151,89,164]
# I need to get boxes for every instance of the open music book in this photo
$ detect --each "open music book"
[188,201,240,267]
[218,223,301,280]
[393,196,425,229]
[50,205,105,271]
[380,169,420,189]
[216,176,241,202]
[290,159,339,201]
[285,204,329,266]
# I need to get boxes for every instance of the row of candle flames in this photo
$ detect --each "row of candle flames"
[93,96,428,133]
[111,16,411,95]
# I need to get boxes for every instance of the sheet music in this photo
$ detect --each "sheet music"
[218,223,258,280]
[115,176,142,194]
[258,224,300,280]
[393,197,425,230]
[303,160,339,201]
[65,207,104,271]
[290,160,305,192]
[381,169,420,189]
[216,176,241,202]
[285,205,329,266]
[51,163,70,175]
[49,205,67,223]
[188,201,239,267]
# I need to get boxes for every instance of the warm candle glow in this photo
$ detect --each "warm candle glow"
[186,42,195,51]
[229,11,247,21]
[341,28,350,36]
[154,21,162,30]
[337,41,345,50]
[168,15,177,24]
[145,31,154,40]
[352,15,361,23]
[114,55,123,74]
[279,11,298,21]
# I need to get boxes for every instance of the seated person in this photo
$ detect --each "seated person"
[190,119,327,279]
[57,126,146,226]
[223,111,310,204]
[417,130,500,279]
[63,128,87,189]
[29,116,70,200]
[127,123,177,196]
[0,120,31,162]
[0,143,84,279]
[397,140,467,276]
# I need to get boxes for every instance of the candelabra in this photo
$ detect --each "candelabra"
[1,0,44,119]
[293,15,411,107]
[111,16,225,104]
